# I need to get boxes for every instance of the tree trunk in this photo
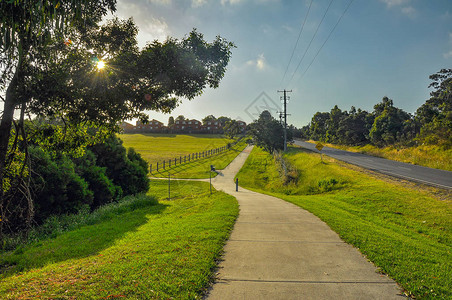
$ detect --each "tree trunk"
[0,60,20,237]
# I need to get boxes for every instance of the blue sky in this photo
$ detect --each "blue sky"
[113,0,452,127]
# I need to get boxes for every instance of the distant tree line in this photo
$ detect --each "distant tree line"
[296,69,451,148]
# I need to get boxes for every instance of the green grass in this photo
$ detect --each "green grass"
[150,140,247,179]
[120,133,246,178]
[236,146,452,299]
[119,133,235,164]
[0,180,239,299]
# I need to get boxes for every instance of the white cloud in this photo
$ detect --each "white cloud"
[220,0,280,6]
[192,0,207,7]
[141,17,170,42]
[380,0,410,8]
[401,6,416,17]
[221,0,243,5]
[246,54,267,70]
[256,54,266,70]
[148,0,171,5]
[380,0,416,17]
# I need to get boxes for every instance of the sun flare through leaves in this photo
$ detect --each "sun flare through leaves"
[96,60,106,70]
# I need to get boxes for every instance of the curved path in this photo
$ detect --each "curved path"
[294,140,452,190]
[207,146,403,299]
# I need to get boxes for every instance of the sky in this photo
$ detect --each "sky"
[112,0,451,127]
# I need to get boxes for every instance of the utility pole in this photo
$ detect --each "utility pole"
[277,111,284,125]
[277,89,292,152]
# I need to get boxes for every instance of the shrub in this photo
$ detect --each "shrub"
[73,150,122,209]
[90,135,150,196]
[127,147,148,174]
[29,146,93,223]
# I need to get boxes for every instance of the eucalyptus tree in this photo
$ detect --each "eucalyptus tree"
[248,110,290,154]
[0,1,235,232]
[0,0,117,231]
[223,119,241,139]
[416,69,452,146]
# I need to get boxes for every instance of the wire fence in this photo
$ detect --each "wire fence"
[149,140,239,173]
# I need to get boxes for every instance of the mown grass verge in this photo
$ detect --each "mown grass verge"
[306,140,452,171]
[236,146,451,299]
[150,140,246,179]
[0,180,238,299]
[119,133,235,164]
[120,133,246,179]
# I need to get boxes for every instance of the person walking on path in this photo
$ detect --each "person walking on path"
[207,145,404,299]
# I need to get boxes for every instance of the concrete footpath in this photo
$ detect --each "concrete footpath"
[206,146,404,299]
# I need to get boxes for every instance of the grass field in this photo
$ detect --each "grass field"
[0,180,239,299]
[120,134,247,178]
[119,133,235,164]
[236,146,452,299]
[306,140,452,171]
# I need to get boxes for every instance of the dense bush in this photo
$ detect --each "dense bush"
[0,132,151,239]
[90,135,150,196]
[29,146,93,223]
[73,150,122,209]
[127,147,148,174]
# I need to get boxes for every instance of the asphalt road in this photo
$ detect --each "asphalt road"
[294,140,452,190]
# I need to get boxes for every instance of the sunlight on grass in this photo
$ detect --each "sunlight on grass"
[119,133,235,164]
[151,140,246,179]
[236,146,452,299]
[309,140,452,171]
[120,133,246,179]
[0,181,238,299]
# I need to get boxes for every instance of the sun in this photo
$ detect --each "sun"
[96,60,106,70]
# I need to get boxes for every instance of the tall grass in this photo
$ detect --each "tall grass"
[236,146,452,299]
[309,140,452,171]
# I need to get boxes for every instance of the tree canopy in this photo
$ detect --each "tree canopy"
[223,120,241,139]
[298,69,451,148]
[249,110,292,154]
[0,7,235,186]
[0,0,235,235]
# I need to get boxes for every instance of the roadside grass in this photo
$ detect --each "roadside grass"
[236,146,452,299]
[120,133,246,178]
[306,140,452,171]
[0,180,239,299]
[150,140,247,179]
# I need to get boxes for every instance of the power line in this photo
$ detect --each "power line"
[299,0,355,81]
[287,0,334,85]
[280,0,313,87]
